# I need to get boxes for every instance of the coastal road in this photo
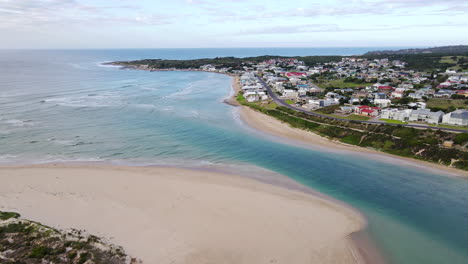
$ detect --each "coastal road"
[256,75,467,133]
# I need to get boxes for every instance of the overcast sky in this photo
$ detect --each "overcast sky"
[0,0,467,49]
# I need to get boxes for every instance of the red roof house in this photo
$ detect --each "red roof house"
[286,72,306,78]
[378,86,394,91]
[356,105,380,117]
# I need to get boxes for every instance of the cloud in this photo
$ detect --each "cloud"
[238,22,468,36]
[205,0,468,21]
[0,0,169,27]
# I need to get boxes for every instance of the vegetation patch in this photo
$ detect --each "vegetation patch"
[427,98,468,112]
[380,119,408,124]
[0,211,141,264]
[0,211,20,221]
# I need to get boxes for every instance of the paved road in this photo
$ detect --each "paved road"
[256,75,467,133]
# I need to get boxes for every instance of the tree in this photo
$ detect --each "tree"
[404,90,416,96]
[451,94,465,99]
[339,98,349,105]
[437,75,448,83]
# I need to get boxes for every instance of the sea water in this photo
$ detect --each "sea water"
[0,48,467,264]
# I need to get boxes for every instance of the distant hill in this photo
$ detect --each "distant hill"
[364,45,468,56]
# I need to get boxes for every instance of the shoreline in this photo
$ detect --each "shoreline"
[238,106,468,178]
[114,65,466,178]
[0,164,371,264]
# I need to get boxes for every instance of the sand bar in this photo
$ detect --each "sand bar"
[0,165,366,264]
[239,106,468,178]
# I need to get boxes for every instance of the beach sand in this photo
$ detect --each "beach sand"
[224,75,241,106]
[0,165,366,264]
[239,106,468,178]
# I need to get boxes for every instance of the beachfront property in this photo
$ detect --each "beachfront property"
[239,72,268,102]
[355,105,380,117]
[307,98,340,109]
[381,109,412,121]
[408,109,444,124]
[442,109,468,126]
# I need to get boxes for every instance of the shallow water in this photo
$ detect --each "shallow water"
[0,49,467,264]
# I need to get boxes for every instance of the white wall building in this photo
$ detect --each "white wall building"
[442,110,468,126]
[380,109,412,121]
[374,99,392,108]
[408,109,443,124]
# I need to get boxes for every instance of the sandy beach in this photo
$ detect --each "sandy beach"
[224,75,241,106]
[239,106,468,178]
[0,165,367,264]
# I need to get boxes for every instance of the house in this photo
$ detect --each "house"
[442,110,468,126]
[374,99,392,108]
[335,106,355,114]
[408,109,443,124]
[326,92,340,99]
[434,89,456,98]
[285,72,306,78]
[391,90,404,99]
[374,93,388,99]
[381,109,412,121]
[308,87,324,95]
[308,99,339,108]
[244,91,260,102]
[378,86,393,92]
[408,90,427,99]
[356,105,380,117]
[457,90,468,97]
[283,89,299,99]
[407,102,427,109]
[353,91,369,98]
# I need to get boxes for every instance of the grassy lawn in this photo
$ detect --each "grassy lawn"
[380,118,408,124]
[440,56,459,64]
[284,99,294,104]
[427,99,467,111]
[434,124,468,131]
[439,56,468,71]
[314,111,370,121]
[316,78,372,89]
[346,114,371,121]
[257,101,278,109]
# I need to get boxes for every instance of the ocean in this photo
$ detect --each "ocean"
[0,48,467,264]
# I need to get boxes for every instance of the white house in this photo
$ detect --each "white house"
[442,110,468,126]
[407,102,427,109]
[283,89,298,99]
[308,99,339,108]
[374,99,392,108]
[408,109,443,124]
[381,109,412,121]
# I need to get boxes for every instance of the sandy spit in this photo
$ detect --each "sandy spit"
[0,165,367,264]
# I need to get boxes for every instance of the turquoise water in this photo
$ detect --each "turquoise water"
[0,49,467,264]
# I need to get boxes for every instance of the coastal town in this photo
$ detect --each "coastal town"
[108,53,468,169]
[202,57,468,128]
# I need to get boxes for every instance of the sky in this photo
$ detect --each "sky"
[0,0,467,49]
